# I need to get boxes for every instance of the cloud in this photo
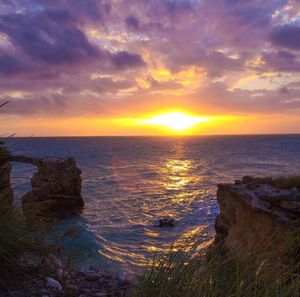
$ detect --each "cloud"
[0,93,68,116]
[191,80,300,114]
[262,50,300,72]
[0,0,299,122]
[0,54,24,75]
[0,11,100,65]
[0,6,145,78]
[166,49,244,76]
[111,51,145,70]
[125,16,140,31]
[270,25,300,50]
[31,0,111,24]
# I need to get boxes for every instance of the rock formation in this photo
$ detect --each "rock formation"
[11,156,84,218]
[215,176,299,261]
[159,217,175,227]
[0,143,13,206]
[0,142,84,218]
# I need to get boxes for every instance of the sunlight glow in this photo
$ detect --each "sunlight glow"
[140,112,212,131]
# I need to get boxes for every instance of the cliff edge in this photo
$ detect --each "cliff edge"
[215,176,300,262]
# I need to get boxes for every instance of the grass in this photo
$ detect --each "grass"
[0,139,50,289]
[129,234,300,297]
[0,203,48,290]
[0,199,81,292]
[0,140,82,293]
[272,176,300,190]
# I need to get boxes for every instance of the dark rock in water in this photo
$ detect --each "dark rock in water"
[19,157,84,218]
[159,218,175,227]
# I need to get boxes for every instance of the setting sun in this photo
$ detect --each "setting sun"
[139,112,212,131]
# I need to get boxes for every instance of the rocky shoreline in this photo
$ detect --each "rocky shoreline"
[5,266,131,297]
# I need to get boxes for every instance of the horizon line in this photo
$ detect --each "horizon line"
[5,133,300,138]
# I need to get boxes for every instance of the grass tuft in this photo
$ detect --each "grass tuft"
[129,235,300,297]
[0,203,48,290]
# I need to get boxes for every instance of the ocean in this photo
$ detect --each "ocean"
[6,135,300,273]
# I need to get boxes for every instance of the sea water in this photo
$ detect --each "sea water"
[6,135,300,272]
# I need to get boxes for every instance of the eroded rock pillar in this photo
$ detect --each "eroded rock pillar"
[21,157,84,218]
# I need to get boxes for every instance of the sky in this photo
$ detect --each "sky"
[0,0,300,136]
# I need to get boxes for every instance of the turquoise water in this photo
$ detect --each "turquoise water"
[6,135,300,273]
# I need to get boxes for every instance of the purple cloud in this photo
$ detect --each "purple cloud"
[270,25,300,50]
[262,50,300,72]
[0,11,100,65]
[0,0,299,120]
[111,51,145,70]
[125,16,140,30]
[0,54,24,75]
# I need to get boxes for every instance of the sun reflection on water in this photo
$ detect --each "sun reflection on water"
[96,138,212,270]
[165,159,192,189]
[159,140,204,206]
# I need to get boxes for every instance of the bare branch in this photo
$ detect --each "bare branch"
[0,101,9,109]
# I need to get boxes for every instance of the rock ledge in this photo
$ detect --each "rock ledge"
[215,176,299,260]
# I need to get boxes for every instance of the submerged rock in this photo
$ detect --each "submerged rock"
[159,218,175,227]
[19,157,84,218]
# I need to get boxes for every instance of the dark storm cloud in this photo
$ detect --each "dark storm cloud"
[270,25,300,50]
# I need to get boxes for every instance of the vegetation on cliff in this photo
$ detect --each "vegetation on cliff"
[0,203,47,290]
[129,234,300,297]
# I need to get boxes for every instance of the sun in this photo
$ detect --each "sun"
[141,111,211,131]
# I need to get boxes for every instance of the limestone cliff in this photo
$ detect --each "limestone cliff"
[215,176,299,261]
